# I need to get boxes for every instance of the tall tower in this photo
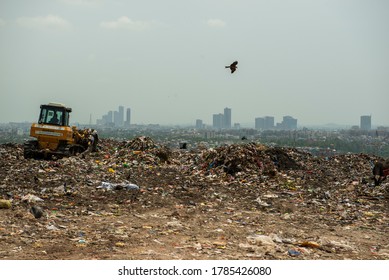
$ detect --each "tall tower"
[126,108,131,127]
[118,106,124,127]
[224,107,231,129]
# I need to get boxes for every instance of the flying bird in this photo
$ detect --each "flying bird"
[225,61,238,73]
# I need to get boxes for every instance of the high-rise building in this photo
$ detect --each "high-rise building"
[104,110,113,125]
[255,117,265,130]
[113,111,120,127]
[196,119,203,129]
[125,108,131,127]
[360,115,371,130]
[264,116,274,130]
[213,113,224,129]
[224,107,231,129]
[281,116,297,130]
[118,106,124,126]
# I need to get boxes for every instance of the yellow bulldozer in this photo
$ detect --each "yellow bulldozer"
[24,102,97,159]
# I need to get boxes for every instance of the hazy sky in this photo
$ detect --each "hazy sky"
[1,0,388,127]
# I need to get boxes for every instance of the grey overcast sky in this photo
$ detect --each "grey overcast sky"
[0,0,388,127]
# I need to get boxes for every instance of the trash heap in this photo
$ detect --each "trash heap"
[0,137,388,260]
[124,136,157,150]
[195,143,302,176]
[117,136,172,164]
[81,137,172,178]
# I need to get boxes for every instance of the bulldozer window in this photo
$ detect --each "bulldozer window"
[38,109,47,124]
[49,111,63,125]
[39,108,64,125]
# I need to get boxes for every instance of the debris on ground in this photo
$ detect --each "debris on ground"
[0,137,388,260]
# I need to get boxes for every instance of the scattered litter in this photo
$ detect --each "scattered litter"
[22,194,44,203]
[97,182,140,191]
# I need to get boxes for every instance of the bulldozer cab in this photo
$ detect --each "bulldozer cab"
[38,103,71,126]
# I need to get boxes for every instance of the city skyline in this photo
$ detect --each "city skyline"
[96,105,130,127]
[88,105,384,130]
[0,100,385,129]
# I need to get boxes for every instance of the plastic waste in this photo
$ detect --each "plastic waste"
[97,182,140,191]
[124,183,140,191]
[22,194,44,203]
[288,249,301,257]
[0,199,12,209]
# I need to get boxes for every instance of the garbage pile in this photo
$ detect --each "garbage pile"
[116,136,172,164]
[80,137,172,178]
[194,143,303,176]
[124,136,157,151]
[0,137,388,260]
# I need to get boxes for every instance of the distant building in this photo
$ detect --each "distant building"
[97,106,130,127]
[255,117,265,130]
[264,116,275,130]
[280,116,297,130]
[212,108,232,129]
[118,106,124,126]
[125,108,131,127]
[196,119,203,129]
[99,110,113,125]
[360,115,371,130]
[213,113,224,129]
[107,111,113,124]
[113,111,120,127]
[224,107,231,129]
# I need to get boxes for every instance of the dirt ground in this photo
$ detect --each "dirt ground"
[0,140,388,260]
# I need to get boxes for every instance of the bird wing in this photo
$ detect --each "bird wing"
[231,61,238,67]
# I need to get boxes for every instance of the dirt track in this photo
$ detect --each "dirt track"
[1,139,388,260]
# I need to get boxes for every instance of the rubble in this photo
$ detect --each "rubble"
[0,138,388,260]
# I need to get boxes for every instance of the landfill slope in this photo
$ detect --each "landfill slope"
[0,138,388,260]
